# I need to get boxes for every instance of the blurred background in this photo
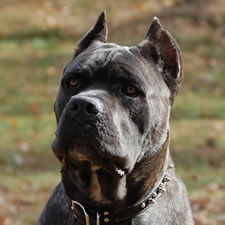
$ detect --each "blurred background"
[0,0,224,224]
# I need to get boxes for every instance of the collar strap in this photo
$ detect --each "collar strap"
[71,164,174,225]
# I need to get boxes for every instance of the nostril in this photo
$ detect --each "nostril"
[86,103,99,115]
[70,102,79,112]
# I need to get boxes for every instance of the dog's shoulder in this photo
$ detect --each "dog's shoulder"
[132,171,194,225]
[164,172,194,225]
[37,182,74,225]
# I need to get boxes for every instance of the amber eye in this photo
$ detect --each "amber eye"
[69,79,78,88]
[123,85,139,97]
[126,86,137,95]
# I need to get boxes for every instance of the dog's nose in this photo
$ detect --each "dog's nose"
[68,97,100,118]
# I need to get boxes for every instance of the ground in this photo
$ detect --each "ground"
[0,0,224,225]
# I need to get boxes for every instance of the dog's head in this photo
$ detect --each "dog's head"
[52,11,182,204]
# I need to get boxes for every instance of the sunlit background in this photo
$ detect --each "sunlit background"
[0,0,224,224]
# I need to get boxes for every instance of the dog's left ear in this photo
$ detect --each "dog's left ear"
[139,17,182,104]
[75,11,108,56]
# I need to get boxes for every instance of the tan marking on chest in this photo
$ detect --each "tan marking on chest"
[70,151,110,204]
[89,167,111,204]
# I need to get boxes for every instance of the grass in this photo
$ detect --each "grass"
[0,1,225,224]
[1,116,224,225]
[0,35,224,225]
[0,171,60,225]
[171,119,225,190]
[0,39,224,225]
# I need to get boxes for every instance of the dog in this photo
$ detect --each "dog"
[37,11,194,225]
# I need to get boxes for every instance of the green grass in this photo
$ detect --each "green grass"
[170,119,225,192]
[0,36,224,225]
[1,116,224,224]
[0,1,225,224]
[0,171,60,225]
[173,93,225,119]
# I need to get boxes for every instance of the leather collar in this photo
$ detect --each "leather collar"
[70,164,174,225]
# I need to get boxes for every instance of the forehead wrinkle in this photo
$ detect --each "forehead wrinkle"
[65,44,154,93]
[107,46,133,62]
[65,43,132,75]
[66,50,108,75]
[110,51,164,93]
[106,54,150,92]
[109,63,144,83]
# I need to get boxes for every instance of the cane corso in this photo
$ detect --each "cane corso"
[38,11,194,225]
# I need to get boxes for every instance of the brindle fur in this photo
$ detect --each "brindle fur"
[38,12,194,225]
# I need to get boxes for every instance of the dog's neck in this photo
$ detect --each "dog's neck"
[70,163,174,225]
[62,132,171,212]
[67,134,173,225]
[125,132,170,206]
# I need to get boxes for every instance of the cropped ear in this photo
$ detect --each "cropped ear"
[139,17,182,104]
[75,11,108,56]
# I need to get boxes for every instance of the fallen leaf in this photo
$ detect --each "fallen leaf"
[10,117,18,129]
[29,103,41,119]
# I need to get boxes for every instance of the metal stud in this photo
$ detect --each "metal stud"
[151,192,158,198]
[140,202,146,208]
[158,187,166,193]
[168,164,174,169]
[148,198,156,204]
[104,218,110,223]
[104,211,109,216]
[163,176,171,182]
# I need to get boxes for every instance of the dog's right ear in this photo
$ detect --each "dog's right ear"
[75,11,108,57]
[139,17,182,104]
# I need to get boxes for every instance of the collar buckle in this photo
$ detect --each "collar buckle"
[71,200,101,225]
[71,200,91,225]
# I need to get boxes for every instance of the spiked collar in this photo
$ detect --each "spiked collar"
[70,164,174,225]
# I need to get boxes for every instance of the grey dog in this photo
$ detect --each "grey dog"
[37,11,194,225]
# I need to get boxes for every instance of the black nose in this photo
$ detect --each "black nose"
[68,97,100,118]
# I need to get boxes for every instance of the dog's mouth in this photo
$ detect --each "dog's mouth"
[53,135,129,180]
[52,129,133,179]
[59,152,128,179]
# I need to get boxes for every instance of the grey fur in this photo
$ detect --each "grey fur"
[37,12,194,225]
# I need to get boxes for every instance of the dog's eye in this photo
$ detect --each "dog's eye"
[123,85,139,97]
[68,79,78,88]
